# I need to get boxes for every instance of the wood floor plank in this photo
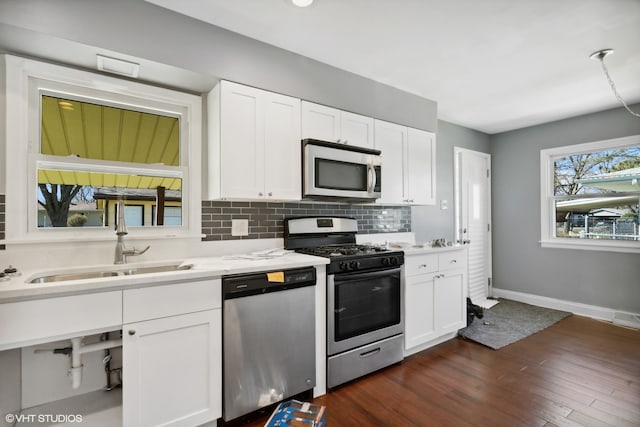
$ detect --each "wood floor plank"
[229,315,640,427]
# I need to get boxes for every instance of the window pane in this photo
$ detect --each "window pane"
[552,145,640,241]
[555,197,639,240]
[553,146,640,196]
[37,169,182,228]
[41,95,180,166]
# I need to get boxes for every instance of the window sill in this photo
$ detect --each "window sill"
[540,239,640,254]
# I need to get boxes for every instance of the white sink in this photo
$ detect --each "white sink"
[29,263,193,284]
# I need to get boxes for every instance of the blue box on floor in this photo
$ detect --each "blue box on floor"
[264,400,326,427]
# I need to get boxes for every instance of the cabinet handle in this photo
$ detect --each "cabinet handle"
[258,192,263,197]
[128,330,136,336]
[336,138,342,143]
[268,192,273,196]
[450,259,457,264]
[419,264,428,268]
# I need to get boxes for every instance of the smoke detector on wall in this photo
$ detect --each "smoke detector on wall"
[96,54,140,78]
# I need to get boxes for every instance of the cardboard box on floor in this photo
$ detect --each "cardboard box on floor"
[264,400,326,427]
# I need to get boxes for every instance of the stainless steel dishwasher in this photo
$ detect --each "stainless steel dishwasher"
[222,267,316,421]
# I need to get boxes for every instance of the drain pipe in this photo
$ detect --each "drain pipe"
[69,337,122,389]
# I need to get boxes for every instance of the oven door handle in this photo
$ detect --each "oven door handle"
[333,267,402,282]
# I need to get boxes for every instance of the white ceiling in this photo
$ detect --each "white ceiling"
[148,0,640,134]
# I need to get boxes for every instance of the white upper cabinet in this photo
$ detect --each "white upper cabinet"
[374,119,436,205]
[301,101,374,149]
[406,127,436,205]
[374,120,406,204]
[208,81,301,201]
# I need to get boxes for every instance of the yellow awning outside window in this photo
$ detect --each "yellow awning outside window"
[38,169,182,191]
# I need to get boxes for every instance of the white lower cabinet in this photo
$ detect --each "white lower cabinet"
[404,248,467,354]
[123,309,221,427]
[122,279,222,427]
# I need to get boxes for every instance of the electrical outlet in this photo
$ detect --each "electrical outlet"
[231,219,249,236]
[440,199,448,210]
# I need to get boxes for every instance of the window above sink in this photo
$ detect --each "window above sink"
[2,54,203,244]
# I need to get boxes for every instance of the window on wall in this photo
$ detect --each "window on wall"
[540,135,640,253]
[3,55,202,243]
[37,95,183,229]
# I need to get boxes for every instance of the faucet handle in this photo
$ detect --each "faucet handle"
[135,245,151,256]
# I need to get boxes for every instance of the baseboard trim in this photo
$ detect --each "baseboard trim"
[404,331,458,357]
[492,288,640,329]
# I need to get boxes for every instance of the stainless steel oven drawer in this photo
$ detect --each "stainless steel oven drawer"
[327,334,404,388]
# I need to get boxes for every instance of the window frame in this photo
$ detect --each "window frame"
[3,54,202,244]
[540,134,640,253]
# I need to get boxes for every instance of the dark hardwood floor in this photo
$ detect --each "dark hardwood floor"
[232,315,640,427]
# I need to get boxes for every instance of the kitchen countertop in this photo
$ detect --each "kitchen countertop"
[387,243,468,256]
[0,252,329,303]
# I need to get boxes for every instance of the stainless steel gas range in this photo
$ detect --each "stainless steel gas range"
[284,217,405,388]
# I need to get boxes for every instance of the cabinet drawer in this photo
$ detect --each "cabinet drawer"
[123,278,221,324]
[438,250,467,271]
[0,291,122,350]
[404,254,438,277]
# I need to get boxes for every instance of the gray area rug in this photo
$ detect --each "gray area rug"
[458,299,571,350]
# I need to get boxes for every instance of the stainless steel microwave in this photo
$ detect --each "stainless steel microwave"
[302,139,381,201]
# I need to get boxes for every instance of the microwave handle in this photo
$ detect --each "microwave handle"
[367,164,377,192]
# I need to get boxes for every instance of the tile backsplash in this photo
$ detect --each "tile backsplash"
[0,195,410,249]
[202,201,411,241]
[0,194,5,250]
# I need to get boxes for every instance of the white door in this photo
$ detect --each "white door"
[454,148,494,308]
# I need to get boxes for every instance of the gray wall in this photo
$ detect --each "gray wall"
[491,104,640,314]
[411,120,490,243]
[0,0,437,132]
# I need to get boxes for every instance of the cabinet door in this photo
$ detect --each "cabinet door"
[434,272,466,333]
[301,101,341,142]
[123,309,222,427]
[404,274,436,350]
[220,82,265,199]
[406,128,436,205]
[340,110,374,148]
[374,119,406,204]
[264,92,302,200]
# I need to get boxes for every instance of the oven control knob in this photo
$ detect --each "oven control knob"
[339,262,349,271]
[381,257,390,266]
[390,257,398,266]
[349,260,361,270]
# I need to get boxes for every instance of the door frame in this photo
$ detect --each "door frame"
[453,147,493,296]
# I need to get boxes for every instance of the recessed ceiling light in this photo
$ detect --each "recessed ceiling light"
[291,0,313,7]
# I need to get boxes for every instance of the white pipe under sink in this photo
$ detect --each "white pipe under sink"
[69,336,123,389]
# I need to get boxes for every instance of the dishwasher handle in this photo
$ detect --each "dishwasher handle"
[223,266,316,300]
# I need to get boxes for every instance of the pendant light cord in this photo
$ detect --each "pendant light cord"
[598,57,640,118]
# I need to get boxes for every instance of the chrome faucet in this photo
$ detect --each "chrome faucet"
[114,199,150,264]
